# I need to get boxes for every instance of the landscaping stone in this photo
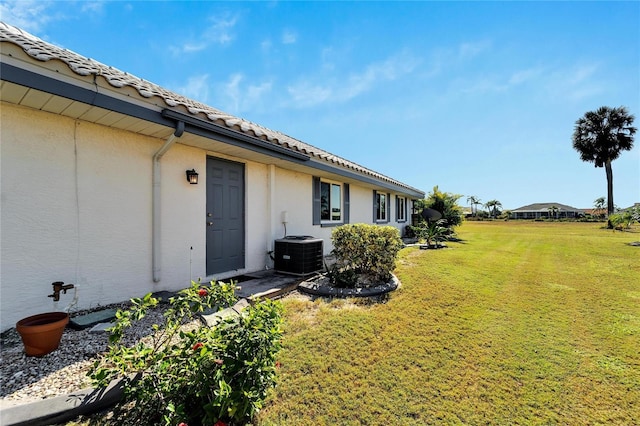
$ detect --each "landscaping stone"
[88,322,115,334]
[199,299,250,327]
[69,309,117,330]
[298,274,400,298]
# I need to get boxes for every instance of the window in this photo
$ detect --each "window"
[321,181,342,221]
[396,196,407,222]
[313,177,349,226]
[374,191,389,222]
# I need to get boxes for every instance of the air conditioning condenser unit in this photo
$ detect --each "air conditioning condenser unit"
[274,236,323,276]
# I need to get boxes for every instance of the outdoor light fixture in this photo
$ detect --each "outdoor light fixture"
[186,169,199,184]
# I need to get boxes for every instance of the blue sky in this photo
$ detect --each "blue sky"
[2,1,639,210]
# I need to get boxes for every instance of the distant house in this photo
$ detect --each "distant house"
[623,203,640,211]
[0,23,424,331]
[510,203,583,220]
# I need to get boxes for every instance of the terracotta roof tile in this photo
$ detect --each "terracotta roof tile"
[0,22,422,195]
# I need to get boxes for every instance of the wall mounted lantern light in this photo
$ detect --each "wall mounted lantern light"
[186,169,199,184]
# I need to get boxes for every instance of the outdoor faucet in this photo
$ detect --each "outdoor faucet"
[48,281,74,302]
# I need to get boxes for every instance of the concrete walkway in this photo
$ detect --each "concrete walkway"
[234,269,303,300]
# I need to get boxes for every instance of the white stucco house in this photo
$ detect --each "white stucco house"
[0,23,424,331]
[510,203,583,220]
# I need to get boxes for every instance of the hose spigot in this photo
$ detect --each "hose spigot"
[48,281,74,301]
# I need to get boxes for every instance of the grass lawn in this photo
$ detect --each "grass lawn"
[257,221,640,425]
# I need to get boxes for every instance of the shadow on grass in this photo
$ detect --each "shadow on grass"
[448,237,467,244]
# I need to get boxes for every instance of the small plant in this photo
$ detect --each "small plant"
[609,208,638,230]
[414,219,451,248]
[331,223,403,285]
[89,280,283,426]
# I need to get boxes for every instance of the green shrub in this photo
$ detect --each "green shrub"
[413,219,452,247]
[331,223,403,285]
[609,210,637,229]
[89,280,283,426]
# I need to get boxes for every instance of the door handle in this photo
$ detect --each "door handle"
[207,222,213,226]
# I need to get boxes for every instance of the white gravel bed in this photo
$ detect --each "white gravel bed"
[0,304,168,405]
[0,290,302,408]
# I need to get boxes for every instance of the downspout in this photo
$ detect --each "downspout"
[152,121,185,282]
[267,164,276,267]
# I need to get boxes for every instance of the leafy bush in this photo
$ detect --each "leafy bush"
[331,223,403,285]
[413,219,452,248]
[89,280,283,426]
[609,209,638,230]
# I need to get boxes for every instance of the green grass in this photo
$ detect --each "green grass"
[258,222,640,425]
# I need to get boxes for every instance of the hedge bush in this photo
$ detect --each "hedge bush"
[331,223,403,285]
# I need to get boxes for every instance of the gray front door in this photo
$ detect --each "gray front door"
[206,156,245,275]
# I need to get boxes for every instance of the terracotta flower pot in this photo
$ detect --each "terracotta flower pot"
[16,312,69,357]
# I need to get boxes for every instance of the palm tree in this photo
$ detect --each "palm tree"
[474,199,482,216]
[466,195,481,217]
[593,197,606,219]
[548,205,559,219]
[572,106,636,220]
[485,200,502,218]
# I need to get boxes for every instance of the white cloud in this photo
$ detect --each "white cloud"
[287,82,333,108]
[547,63,603,101]
[508,67,544,86]
[457,65,545,95]
[204,14,237,45]
[181,42,209,53]
[224,74,243,112]
[282,29,297,44]
[286,49,420,108]
[80,1,104,15]
[172,13,239,54]
[566,64,598,86]
[458,40,492,60]
[176,74,211,104]
[454,61,604,104]
[220,73,273,113]
[0,0,55,32]
[245,81,273,108]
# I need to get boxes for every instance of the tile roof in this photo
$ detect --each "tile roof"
[0,22,423,196]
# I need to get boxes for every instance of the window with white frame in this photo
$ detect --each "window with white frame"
[313,177,349,226]
[321,181,342,222]
[396,196,407,222]
[375,191,389,222]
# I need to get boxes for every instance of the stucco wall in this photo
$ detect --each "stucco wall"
[0,104,208,330]
[270,168,410,256]
[1,103,414,331]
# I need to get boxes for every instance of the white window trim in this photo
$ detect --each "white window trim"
[321,179,343,224]
[374,190,389,223]
[397,195,407,222]
[313,176,349,227]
